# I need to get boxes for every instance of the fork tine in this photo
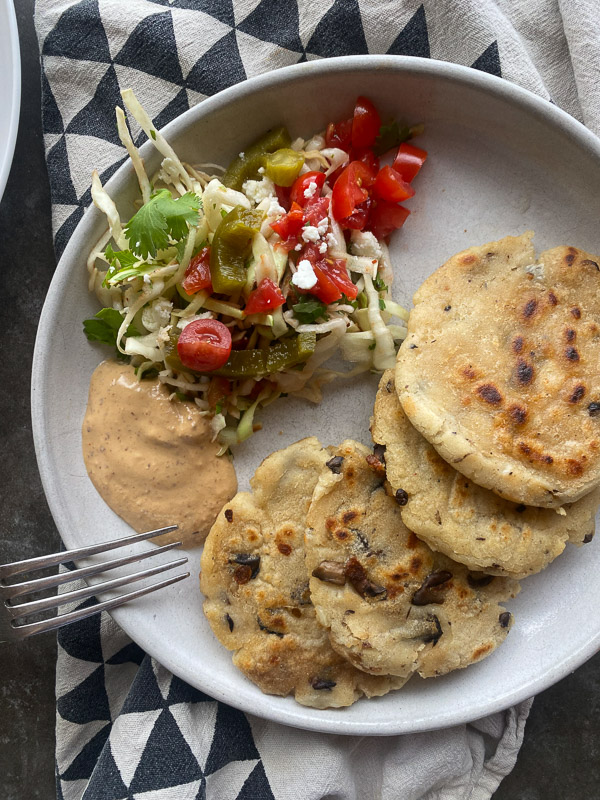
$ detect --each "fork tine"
[2,541,183,601]
[6,556,188,619]
[11,571,190,638]
[0,526,178,580]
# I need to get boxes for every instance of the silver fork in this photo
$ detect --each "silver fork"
[0,526,189,643]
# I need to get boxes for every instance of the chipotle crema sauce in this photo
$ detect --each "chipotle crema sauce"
[82,360,237,545]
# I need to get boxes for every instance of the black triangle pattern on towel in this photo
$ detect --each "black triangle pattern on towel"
[42,0,111,63]
[41,2,503,797]
[306,0,369,57]
[471,40,502,77]
[387,4,431,58]
[237,0,303,53]
[147,0,236,27]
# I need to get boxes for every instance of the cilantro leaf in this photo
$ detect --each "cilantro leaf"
[292,296,327,324]
[102,244,140,286]
[83,308,140,357]
[340,293,359,309]
[125,189,201,259]
[372,120,411,156]
[372,276,388,292]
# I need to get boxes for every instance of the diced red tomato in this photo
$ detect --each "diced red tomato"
[181,247,212,294]
[354,147,380,174]
[206,376,231,409]
[373,165,415,203]
[392,142,428,183]
[339,198,371,231]
[290,171,326,207]
[325,117,353,151]
[351,96,381,150]
[331,161,374,221]
[269,201,304,246]
[368,201,410,240]
[326,258,359,300]
[310,262,344,304]
[300,244,358,303]
[177,319,232,372]
[303,195,330,227]
[244,278,285,315]
[274,183,291,211]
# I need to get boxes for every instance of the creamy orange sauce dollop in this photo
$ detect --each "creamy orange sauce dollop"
[82,360,237,545]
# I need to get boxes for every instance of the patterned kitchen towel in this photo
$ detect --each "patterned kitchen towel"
[34,0,600,796]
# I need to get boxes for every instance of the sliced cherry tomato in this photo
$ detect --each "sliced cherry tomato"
[392,142,428,183]
[374,165,415,203]
[303,195,330,227]
[290,171,326,207]
[269,201,304,241]
[368,201,410,240]
[177,319,232,372]
[351,96,381,150]
[181,246,212,294]
[244,278,285,315]
[207,376,231,409]
[331,161,373,221]
[325,117,353,151]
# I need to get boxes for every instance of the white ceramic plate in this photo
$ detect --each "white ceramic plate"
[0,0,20,204]
[32,56,600,735]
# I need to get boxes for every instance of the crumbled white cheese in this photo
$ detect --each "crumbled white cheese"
[291,259,318,290]
[303,180,318,200]
[142,297,173,332]
[266,197,286,217]
[242,176,276,204]
[257,166,265,174]
[318,242,328,254]
[350,230,383,259]
[238,152,245,158]
[294,243,302,251]
[302,225,321,243]
[326,232,338,249]
[316,217,329,235]
[156,325,172,346]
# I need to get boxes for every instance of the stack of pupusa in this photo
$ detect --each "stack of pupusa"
[200,438,518,709]
[372,232,600,580]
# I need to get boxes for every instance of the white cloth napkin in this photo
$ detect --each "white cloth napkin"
[34,1,600,797]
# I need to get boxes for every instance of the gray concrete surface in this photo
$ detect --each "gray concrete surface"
[1,3,599,798]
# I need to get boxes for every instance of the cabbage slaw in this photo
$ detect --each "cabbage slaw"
[85,89,413,450]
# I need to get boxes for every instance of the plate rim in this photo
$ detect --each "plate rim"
[0,0,21,205]
[31,54,600,735]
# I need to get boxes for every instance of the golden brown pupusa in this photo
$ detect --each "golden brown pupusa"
[396,232,600,507]
[371,371,599,579]
[200,438,407,708]
[305,440,518,679]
